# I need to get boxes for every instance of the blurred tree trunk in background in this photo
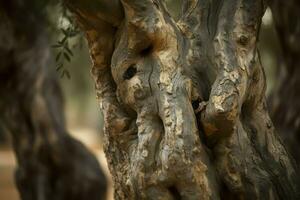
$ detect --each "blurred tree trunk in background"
[66,0,300,199]
[269,0,300,164]
[0,1,107,200]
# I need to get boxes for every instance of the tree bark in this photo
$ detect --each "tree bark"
[66,0,300,199]
[0,2,107,200]
[269,0,300,164]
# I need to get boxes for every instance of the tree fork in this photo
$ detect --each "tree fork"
[66,0,300,199]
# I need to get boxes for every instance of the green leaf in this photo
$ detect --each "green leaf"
[58,36,67,45]
[61,69,71,79]
[64,46,73,56]
[56,63,63,72]
[51,43,61,48]
[61,28,68,36]
[65,70,71,79]
[63,52,71,62]
[55,52,62,62]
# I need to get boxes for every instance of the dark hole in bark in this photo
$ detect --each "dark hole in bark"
[193,110,209,147]
[220,182,236,199]
[156,116,165,134]
[123,65,137,80]
[238,35,249,46]
[192,99,200,110]
[140,45,153,56]
[197,119,209,146]
[168,186,181,200]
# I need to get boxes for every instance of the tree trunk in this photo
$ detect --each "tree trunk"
[0,2,107,200]
[66,0,300,199]
[269,0,300,163]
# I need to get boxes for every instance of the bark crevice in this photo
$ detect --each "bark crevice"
[65,0,300,199]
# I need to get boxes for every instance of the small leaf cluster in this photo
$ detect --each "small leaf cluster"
[52,4,82,79]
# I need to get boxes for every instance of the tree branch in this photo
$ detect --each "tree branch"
[201,0,266,139]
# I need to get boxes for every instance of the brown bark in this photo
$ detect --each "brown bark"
[269,0,300,164]
[66,0,300,199]
[0,2,107,200]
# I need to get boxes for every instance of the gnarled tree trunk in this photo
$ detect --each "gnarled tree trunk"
[269,0,300,163]
[0,1,106,199]
[66,0,300,199]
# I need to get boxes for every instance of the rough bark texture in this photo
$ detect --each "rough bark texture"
[0,2,107,200]
[269,0,300,164]
[66,0,300,199]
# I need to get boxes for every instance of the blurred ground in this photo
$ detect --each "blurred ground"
[0,146,18,200]
[0,128,113,200]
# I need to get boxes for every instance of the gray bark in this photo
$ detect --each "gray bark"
[66,0,300,199]
[269,0,300,164]
[0,1,107,199]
